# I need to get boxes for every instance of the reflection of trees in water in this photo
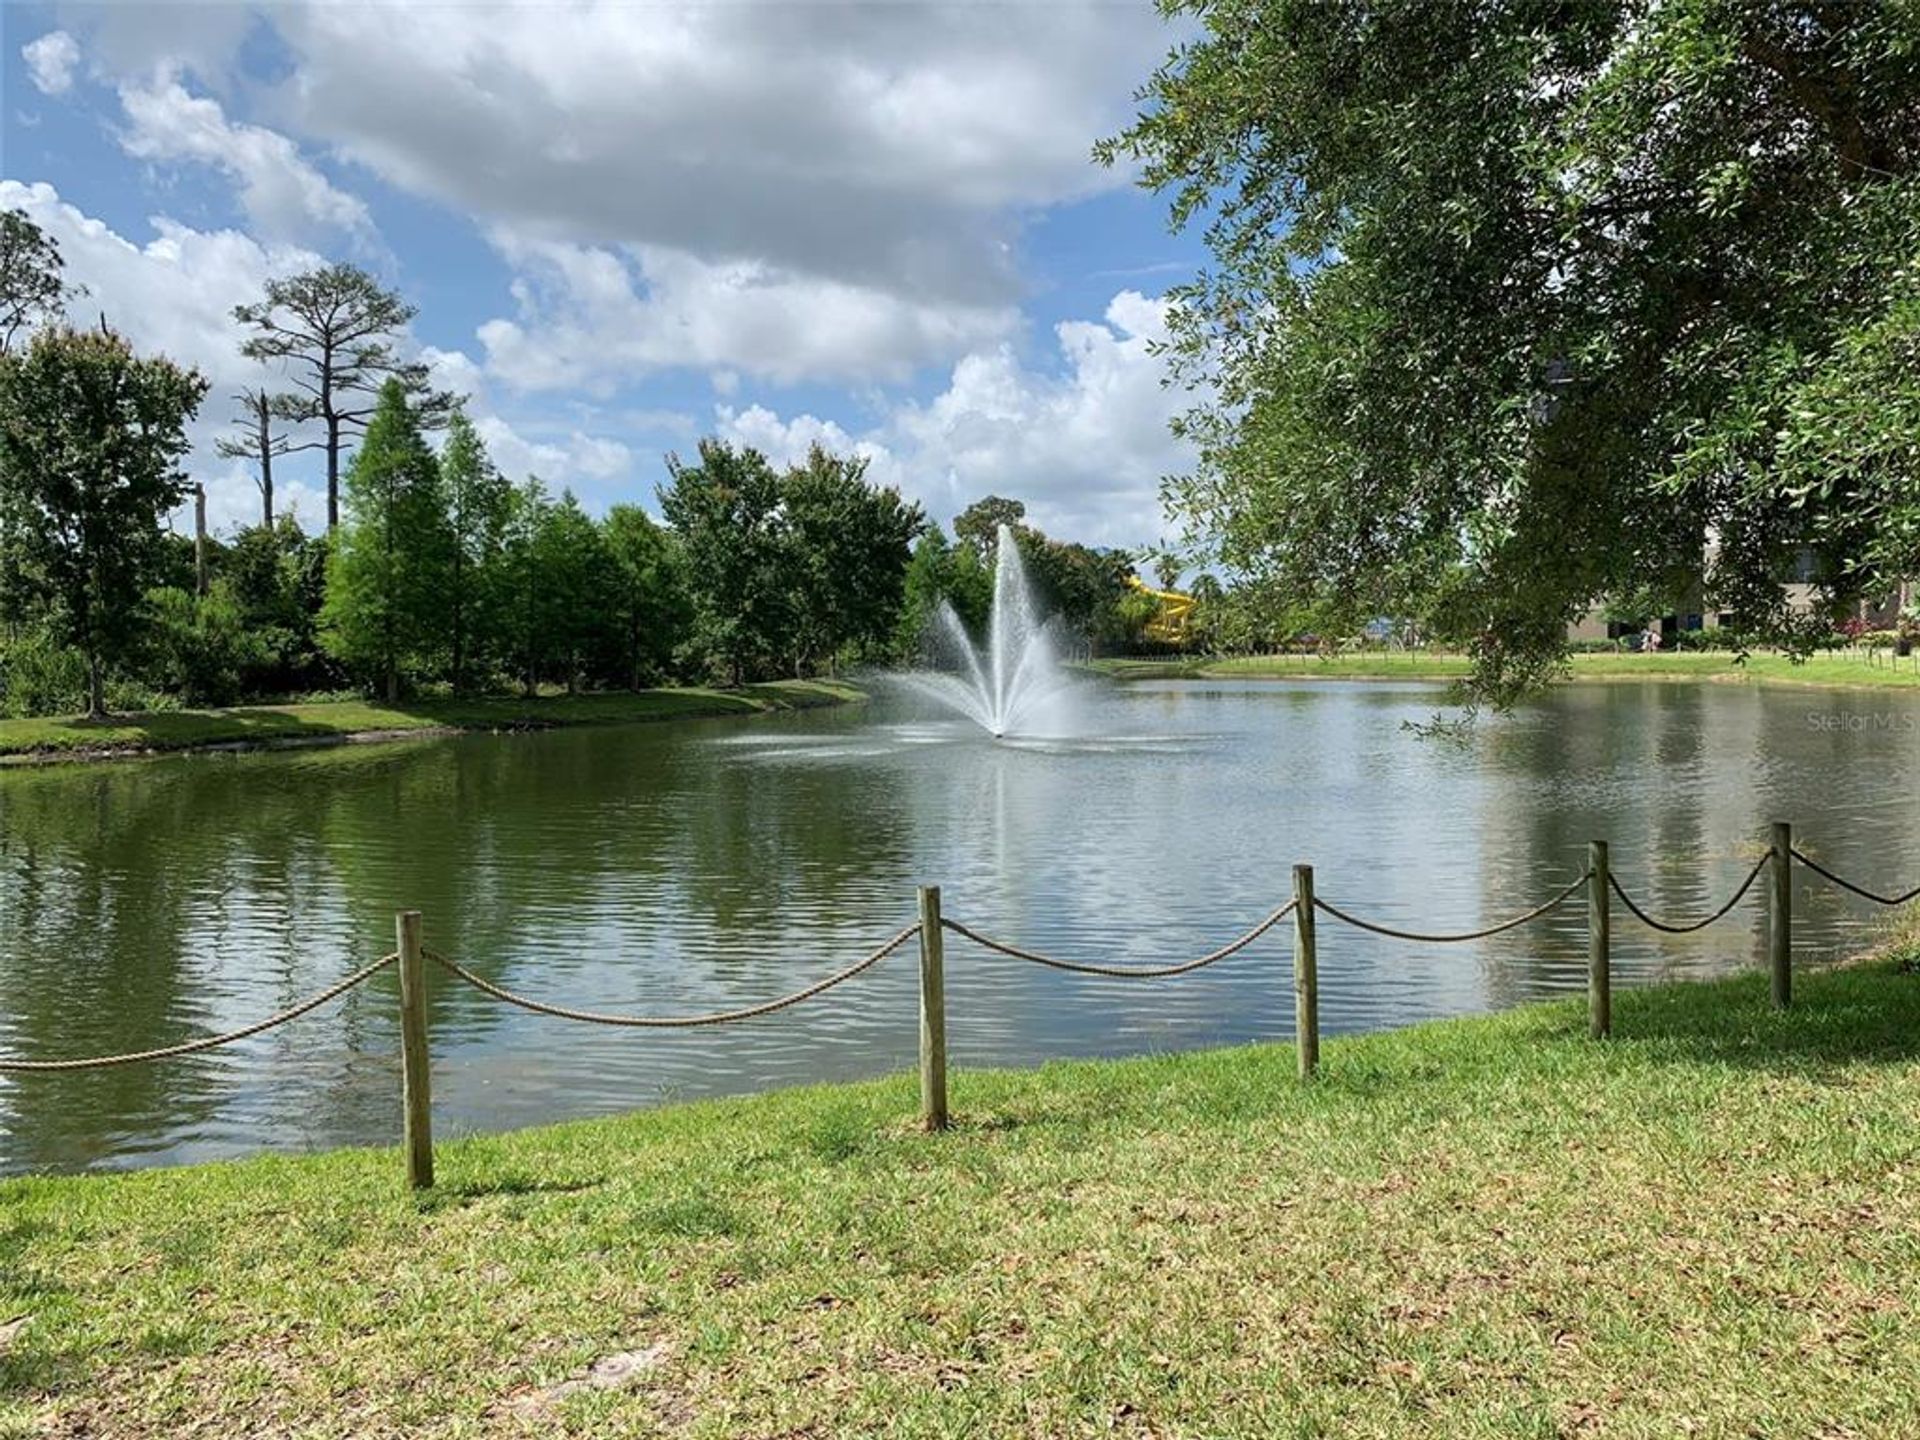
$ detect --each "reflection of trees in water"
[0,741,501,1168]
[1465,683,1920,1007]
[0,759,304,1168]
[1472,686,1764,1009]
[1753,693,1920,961]
[668,736,917,952]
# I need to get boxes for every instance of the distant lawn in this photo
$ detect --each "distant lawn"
[5,950,1920,1436]
[0,681,863,761]
[1095,649,1920,689]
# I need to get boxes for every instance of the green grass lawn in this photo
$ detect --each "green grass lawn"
[0,681,863,761]
[1096,649,1920,689]
[6,946,1920,1437]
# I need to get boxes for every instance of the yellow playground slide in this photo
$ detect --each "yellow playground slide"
[1126,575,1195,645]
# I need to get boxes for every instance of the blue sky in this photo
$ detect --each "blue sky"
[1,1,1205,546]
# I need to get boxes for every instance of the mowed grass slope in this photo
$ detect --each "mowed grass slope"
[1096,650,1920,688]
[6,951,1920,1437]
[0,681,861,760]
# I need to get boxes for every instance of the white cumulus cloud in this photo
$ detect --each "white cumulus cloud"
[420,345,650,497]
[115,71,373,244]
[716,292,1193,547]
[22,30,81,95]
[477,235,1016,393]
[260,1,1164,306]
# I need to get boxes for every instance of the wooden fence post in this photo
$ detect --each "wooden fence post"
[1292,864,1319,1080]
[917,886,949,1131]
[1769,821,1792,1010]
[1588,841,1611,1039]
[396,910,434,1189]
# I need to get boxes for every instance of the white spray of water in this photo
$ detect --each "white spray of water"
[893,525,1076,738]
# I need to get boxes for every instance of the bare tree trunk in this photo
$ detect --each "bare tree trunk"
[259,443,274,533]
[86,648,105,719]
[326,425,340,532]
[255,395,274,529]
[324,360,340,532]
[193,484,208,596]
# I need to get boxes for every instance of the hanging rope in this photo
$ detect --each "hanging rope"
[0,953,398,1072]
[939,901,1296,978]
[1312,871,1589,943]
[422,924,919,1027]
[1607,853,1769,934]
[1791,848,1920,908]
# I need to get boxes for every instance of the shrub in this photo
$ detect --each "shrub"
[0,630,90,717]
[142,584,273,707]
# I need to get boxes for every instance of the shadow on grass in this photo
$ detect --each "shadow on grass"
[31,707,357,747]
[437,1174,606,1201]
[1583,958,1920,1074]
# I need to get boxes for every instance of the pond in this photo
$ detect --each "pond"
[3,677,1917,1174]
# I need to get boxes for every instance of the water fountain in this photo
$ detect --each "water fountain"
[894,524,1076,738]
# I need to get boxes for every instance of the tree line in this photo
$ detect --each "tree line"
[0,210,1154,718]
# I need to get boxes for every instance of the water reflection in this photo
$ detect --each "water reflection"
[2,678,1917,1173]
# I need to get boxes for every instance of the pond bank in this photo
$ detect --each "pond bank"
[1093,649,1920,689]
[0,680,865,765]
[6,946,1919,1437]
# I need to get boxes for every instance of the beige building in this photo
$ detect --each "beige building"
[1569,577,1913,645]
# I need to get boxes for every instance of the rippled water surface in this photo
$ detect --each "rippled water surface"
[4,678,1917,1173]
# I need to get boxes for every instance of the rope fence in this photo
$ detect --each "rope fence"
[423,927,920,1028]
[3,818,1915,1188]
[1791,848,1920,908]
[0,952,398,1073]
[1606,852,1772,935]
[939,902,1295,978]
[1311,871,1590,943]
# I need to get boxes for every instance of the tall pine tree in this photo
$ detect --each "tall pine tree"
[438,406,513,694]
[320,379,451,700]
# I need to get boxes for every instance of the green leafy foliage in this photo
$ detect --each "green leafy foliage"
[142,582,272,707]
[953,495,1029,560]
[1018,533,1138,651]
[657,440,793,685]
[438,406,514,694]
[221,517,332,695]
[602,504,690,689]
[0,326,207,714]
[0,208,79,355]
[0,266,1162,717]
[1103,0,1920,704]
[0,627,90,718]
[319,380,453,700]
[529,489,618,694]
[780,444,925,673]
[894,526,990,660]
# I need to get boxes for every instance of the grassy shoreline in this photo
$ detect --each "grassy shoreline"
[1094,649,1920,689]
[0,680,864,765]
[8,649,1913,766]
[6,948,1919,1436]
